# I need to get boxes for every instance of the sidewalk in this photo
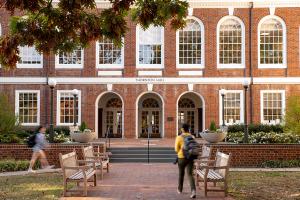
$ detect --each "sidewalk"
[60,163,233,200]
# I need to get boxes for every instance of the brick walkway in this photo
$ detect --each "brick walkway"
[60,163,234,200]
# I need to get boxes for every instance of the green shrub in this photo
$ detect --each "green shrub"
[227,124,284,134]
[209,121,217,132]
[261,160,300,168]
[0,159,40,172]
[284,96,300,135]
[0,94,22,143]
[227,132,300,144]
[79,122,88,132]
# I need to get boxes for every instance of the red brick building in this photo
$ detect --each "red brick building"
[1,1,299,138]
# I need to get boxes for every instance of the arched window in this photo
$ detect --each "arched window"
[178,98,195,108]
[177,17,204,68]
[106,98,122,108]
[217,16,245,68]
[136,25,164,68]
[142,98,160,108]
[258,16,286,68]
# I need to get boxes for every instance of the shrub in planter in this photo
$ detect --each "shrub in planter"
[227,131,300,144]
[227,124,284,134]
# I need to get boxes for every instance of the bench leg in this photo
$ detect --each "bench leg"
[83,179,88,197]
[213,182,217,187]
[204,179,208,197]
[107,163,109,173]
[94,174,97,186]
[224,180,228,197]
[63,180,67,197]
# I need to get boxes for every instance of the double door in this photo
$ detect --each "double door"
[140,110,160,137]
[105,110,122,138]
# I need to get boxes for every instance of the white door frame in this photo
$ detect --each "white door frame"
[135,91,165,139]
[95,91,125,139]
[176,91,205,135]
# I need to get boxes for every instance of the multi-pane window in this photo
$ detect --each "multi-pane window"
[261,91,285,124]
[220,91,243,125]
[57,91,81,125]
[137,25,164,67]
[56,48,83,68]
[97,37,123,68]
[18,46,42,68]
[178,18,203,67]
[218,17,244,67]
[259,17,286,67]
[15,91,40,125]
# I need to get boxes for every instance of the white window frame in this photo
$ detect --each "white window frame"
[56,90,82,126]
[15,90,40,126]
[258,15,287,69]
[176,16,205,69]
[219,90,244,125]
[17,46,43,68]
[260,90,285,124]
[136,25,164,69]
[55,49,84,69]
[96,38,124,69]
[217,16,245,69]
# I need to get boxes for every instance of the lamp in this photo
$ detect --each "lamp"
[72,89,79,126]
[48,78,56,143]
[220,89,226,127]
[243,79,251,143]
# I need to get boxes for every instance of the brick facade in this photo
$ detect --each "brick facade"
[1,2,300,138]
[0,144,299,167]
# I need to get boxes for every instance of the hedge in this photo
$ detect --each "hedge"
[261,160,300,168]
[227,124,284,134]
[0,159,40,172]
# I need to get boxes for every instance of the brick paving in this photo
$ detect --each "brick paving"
[60,163,234,200]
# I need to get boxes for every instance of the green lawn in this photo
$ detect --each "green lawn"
[0,172,299,199]
[229,172,300,200]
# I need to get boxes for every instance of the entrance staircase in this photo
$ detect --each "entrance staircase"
[108,147,177,163]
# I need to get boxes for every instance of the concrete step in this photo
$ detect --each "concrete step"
[109,147,176,163]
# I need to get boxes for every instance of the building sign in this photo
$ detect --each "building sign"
[135,78,165,83]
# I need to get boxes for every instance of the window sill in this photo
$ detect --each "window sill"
[258,64,287,69]
[96,65,124,69]
[55,64,83,69]
[176,64,205,69]
[217,64,245,69]
[136,65,164,69]
[16,64,43,69]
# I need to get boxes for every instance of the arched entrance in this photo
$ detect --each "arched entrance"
[96,92,124,138]
[137,93,163,138]
[177,92,204,136]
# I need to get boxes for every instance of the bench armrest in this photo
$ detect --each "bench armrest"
[83,156,103,161]
[64,165,90,170]
[200,165,229,170]
[77,160,96,169]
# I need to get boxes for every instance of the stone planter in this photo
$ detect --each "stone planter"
[200,131,227,143]
[70,131,96,143]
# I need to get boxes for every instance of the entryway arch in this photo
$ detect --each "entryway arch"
[136,92,164,138]
[176,91,205,136]
[95,91,124,138]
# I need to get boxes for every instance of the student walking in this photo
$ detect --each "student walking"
[175,123,197,199]
[28,126,53,173]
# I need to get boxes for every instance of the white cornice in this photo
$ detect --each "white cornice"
[52,0,300,9]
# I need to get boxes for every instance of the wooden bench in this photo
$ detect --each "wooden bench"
[195,151,231,197]
[82,146,110,179]
[59,151,97,197]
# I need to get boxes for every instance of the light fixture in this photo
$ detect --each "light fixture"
[72,89,79,96]
[243,79,251,87]
[220,89,226,95]
[48,79,57,87]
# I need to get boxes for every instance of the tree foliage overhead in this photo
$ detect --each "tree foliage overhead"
[0,0,188,69]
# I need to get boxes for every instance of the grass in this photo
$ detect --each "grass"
[0,172,300,199]
[0,173,70,200]
[229,172,300,200]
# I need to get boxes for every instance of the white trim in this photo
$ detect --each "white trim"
[15,90,40,126]
[138,71,162,76]
[176,91,205,135]
[107,84,113,91]
[135,91,165,139]
[136,25,165,69]
[269,6,276,15]
[176,16,205,69]
[56,90,82,126]
[217,15,246,69]
[178,71,203,76]
[55,49,84,69]
[188,84,194,91]
[0,77,254,84]
[257,15,287,69]
[260,90,286,124]
[188,8,194,16]
[147,84,153,91]
[98,71,123,76]
[95,39,124,69]
[95,91,125,139]
[228,7,235,15]
[219,90,244,126]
